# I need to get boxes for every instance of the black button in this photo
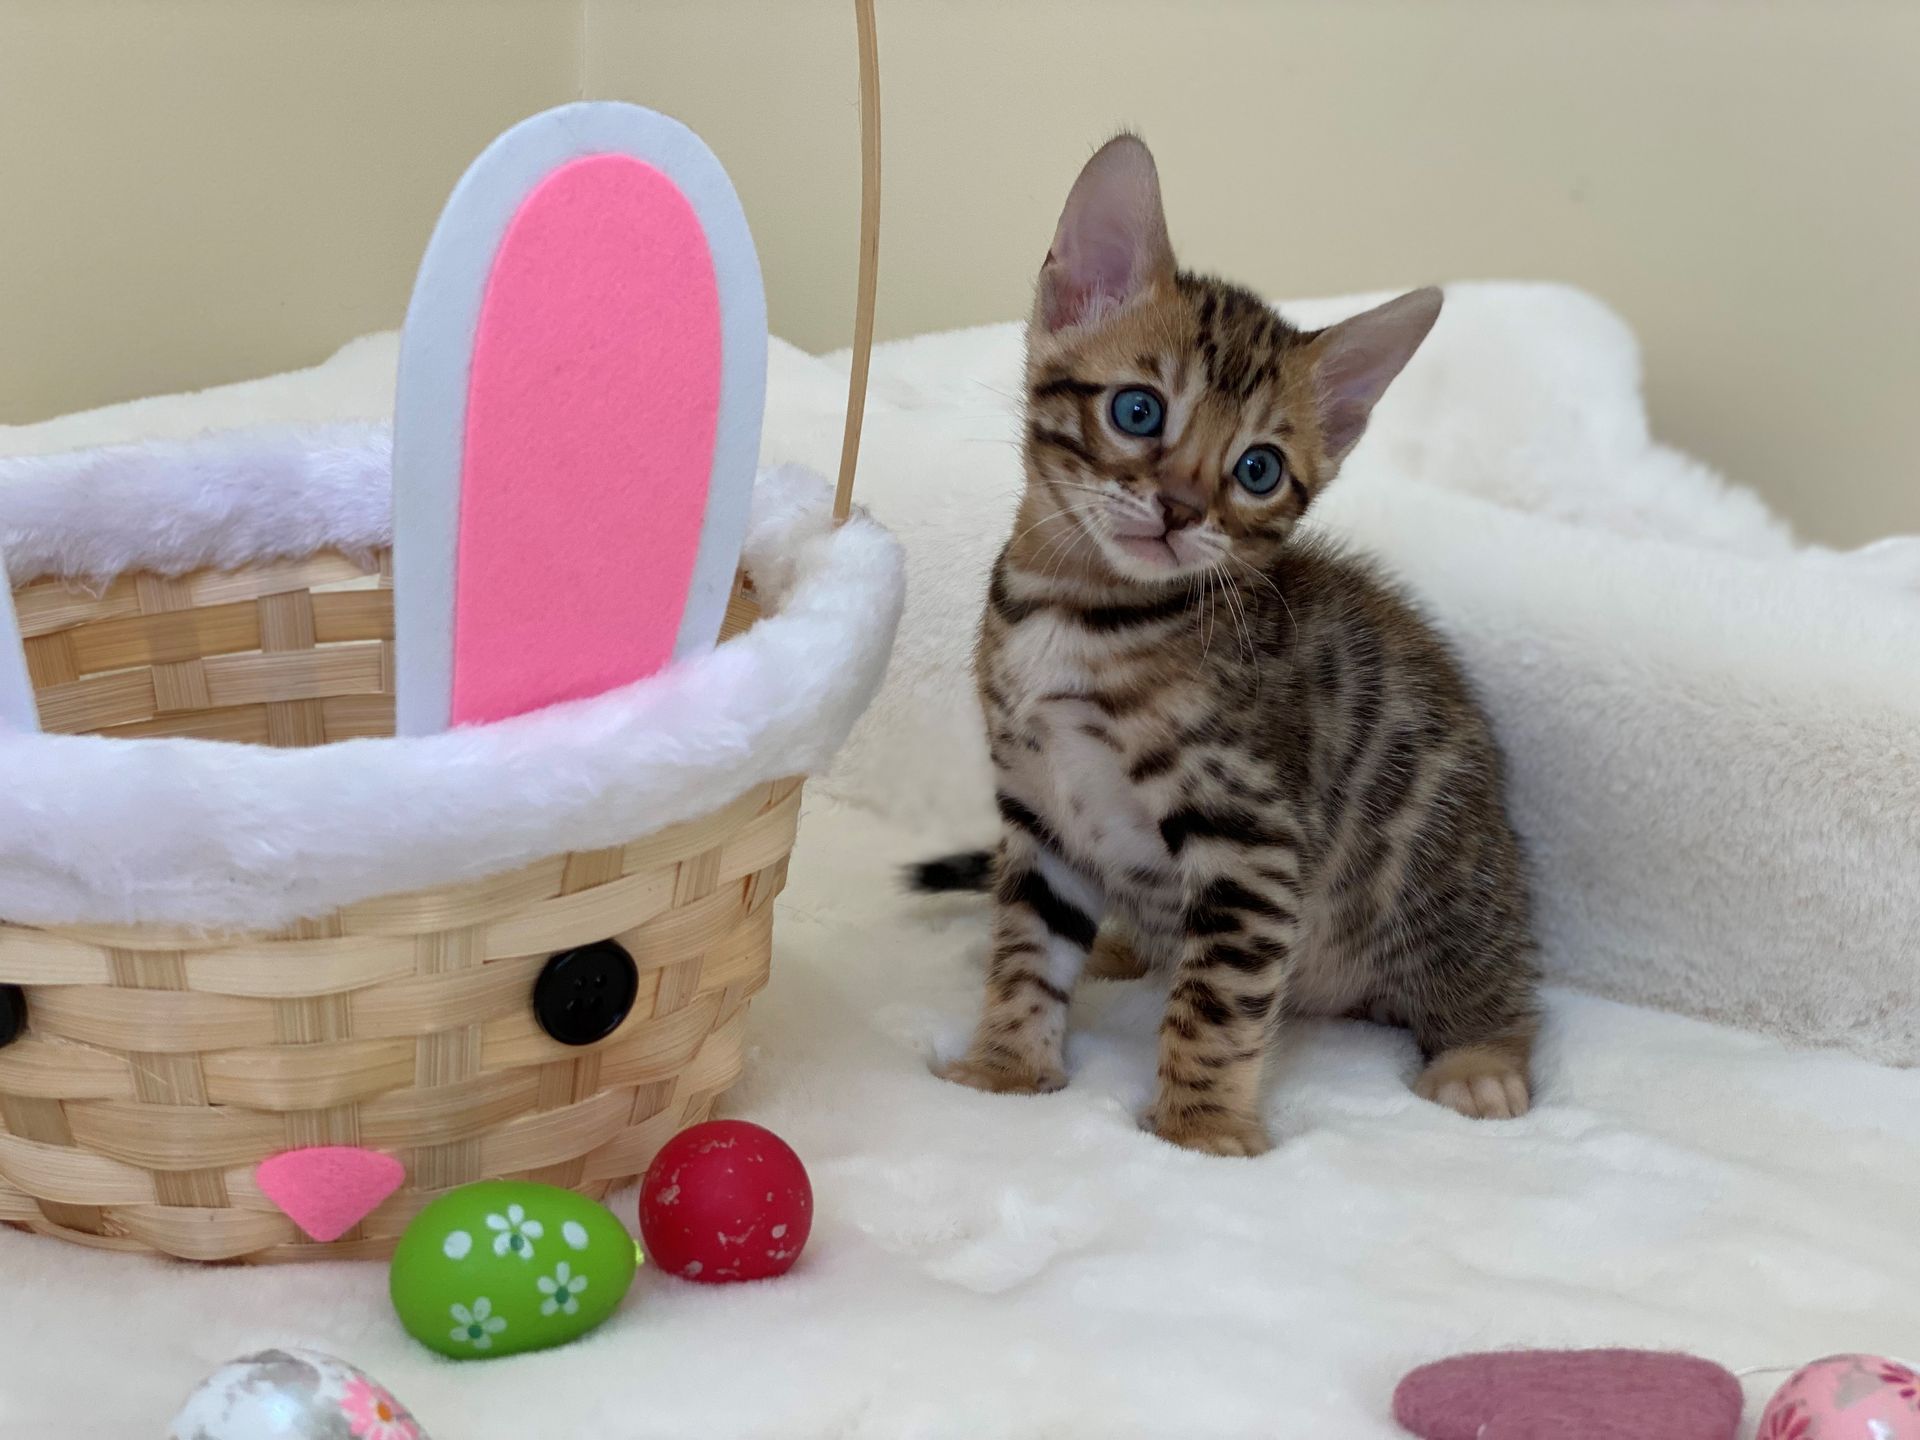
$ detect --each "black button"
[0,985,25,1049]
[533,941,639,1047]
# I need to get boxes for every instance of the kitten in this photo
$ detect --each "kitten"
[915,134,1540,1157]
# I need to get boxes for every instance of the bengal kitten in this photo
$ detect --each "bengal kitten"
[915,134,1540,1157]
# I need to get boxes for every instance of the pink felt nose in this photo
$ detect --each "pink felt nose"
[255,1147,406,1243]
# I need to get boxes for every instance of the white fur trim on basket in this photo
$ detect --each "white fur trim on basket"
[0,427,904,931]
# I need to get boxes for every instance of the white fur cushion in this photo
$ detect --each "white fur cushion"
[0,436,903,931]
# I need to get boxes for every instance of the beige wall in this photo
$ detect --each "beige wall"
[4,1,1915,544]
[0,0,580,426]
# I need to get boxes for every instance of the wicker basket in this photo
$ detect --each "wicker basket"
[0,554,802,1262]
[0,0,886,1264]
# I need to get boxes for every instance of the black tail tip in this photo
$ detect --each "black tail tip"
[904,849,995,894]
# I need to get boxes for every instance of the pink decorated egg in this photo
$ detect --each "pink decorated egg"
[1759,1355,1920,1440]
[639,1120,812,1283]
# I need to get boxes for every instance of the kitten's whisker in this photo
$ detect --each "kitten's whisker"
[1194,567,1219,659]
[1208,562,1239,660]
[1046,481,1122,502]
[1226,552,1297,642]
[1034,523,1091,588]
[1219,562,1256,662]
[1038,482,1124,525]
[971,379,1028,405]
[1025,506,1102,578]
[1006,512,1070,549]
[1007,501,1104,551]
[1228,579,1259,664]
[1030,522,1081,567]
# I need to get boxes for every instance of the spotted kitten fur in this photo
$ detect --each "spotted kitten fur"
[918,135,1540,1157]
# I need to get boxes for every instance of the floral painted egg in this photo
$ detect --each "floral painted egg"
[166,1348,425,1440]
[639,1119,812,1283]
[390,1180,639,1359]
[1759,1355,1920,1439]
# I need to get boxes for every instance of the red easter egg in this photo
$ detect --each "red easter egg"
[639,1120,812,1283]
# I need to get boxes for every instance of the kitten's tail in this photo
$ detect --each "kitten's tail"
[904,849,995,894]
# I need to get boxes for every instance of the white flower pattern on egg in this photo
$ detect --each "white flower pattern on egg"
[485,1204,543,1260]
[562,1220,590,1251]
[448,1297,507,1350]
[442,1230,472,1260]
[536,1261,590,1317]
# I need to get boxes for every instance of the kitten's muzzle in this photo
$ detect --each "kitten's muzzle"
[1157,493,1204,532]
[1106,492,1200,541]
[1104,490,1206,572]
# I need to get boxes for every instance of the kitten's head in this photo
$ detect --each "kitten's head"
[1021,133,1440,584]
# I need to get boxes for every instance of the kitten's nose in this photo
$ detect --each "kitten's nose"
[1158,492,1204,532]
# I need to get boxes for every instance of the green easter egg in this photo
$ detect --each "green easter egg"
[390,1181,639,1360]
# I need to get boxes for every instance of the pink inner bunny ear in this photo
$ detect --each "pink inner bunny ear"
[1038,133,1176,333]
[449,153,722,725]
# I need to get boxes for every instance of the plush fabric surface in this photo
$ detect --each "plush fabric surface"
[0,423,394,586]
[2,826,1916,1438]
[0,442,903,929]
[1,287,1915,1440]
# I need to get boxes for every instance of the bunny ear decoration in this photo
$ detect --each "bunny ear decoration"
[393,102,767,734]
[0,558,36,733]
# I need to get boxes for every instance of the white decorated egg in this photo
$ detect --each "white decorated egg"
[165,1348,426,1440]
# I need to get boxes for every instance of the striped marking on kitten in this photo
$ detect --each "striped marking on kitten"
[927,134,1540,1157]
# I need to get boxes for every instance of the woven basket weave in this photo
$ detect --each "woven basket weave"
[0,552,802,1262]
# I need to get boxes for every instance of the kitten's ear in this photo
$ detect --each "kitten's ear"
[1308,287,1443,459]
[1036,134,1176,334]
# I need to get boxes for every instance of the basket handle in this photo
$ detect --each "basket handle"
[832,0,882,524]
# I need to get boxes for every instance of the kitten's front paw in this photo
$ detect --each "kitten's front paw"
[1415,1045,1532,1120]
[1145,1103,1273,1158]
[939,1052,1068,1096]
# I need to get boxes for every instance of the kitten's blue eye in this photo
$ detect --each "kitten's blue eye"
[1109,387,1165,438]
[1233,445,1286,496]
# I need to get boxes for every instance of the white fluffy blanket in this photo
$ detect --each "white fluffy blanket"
[1,288,1915,1439]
